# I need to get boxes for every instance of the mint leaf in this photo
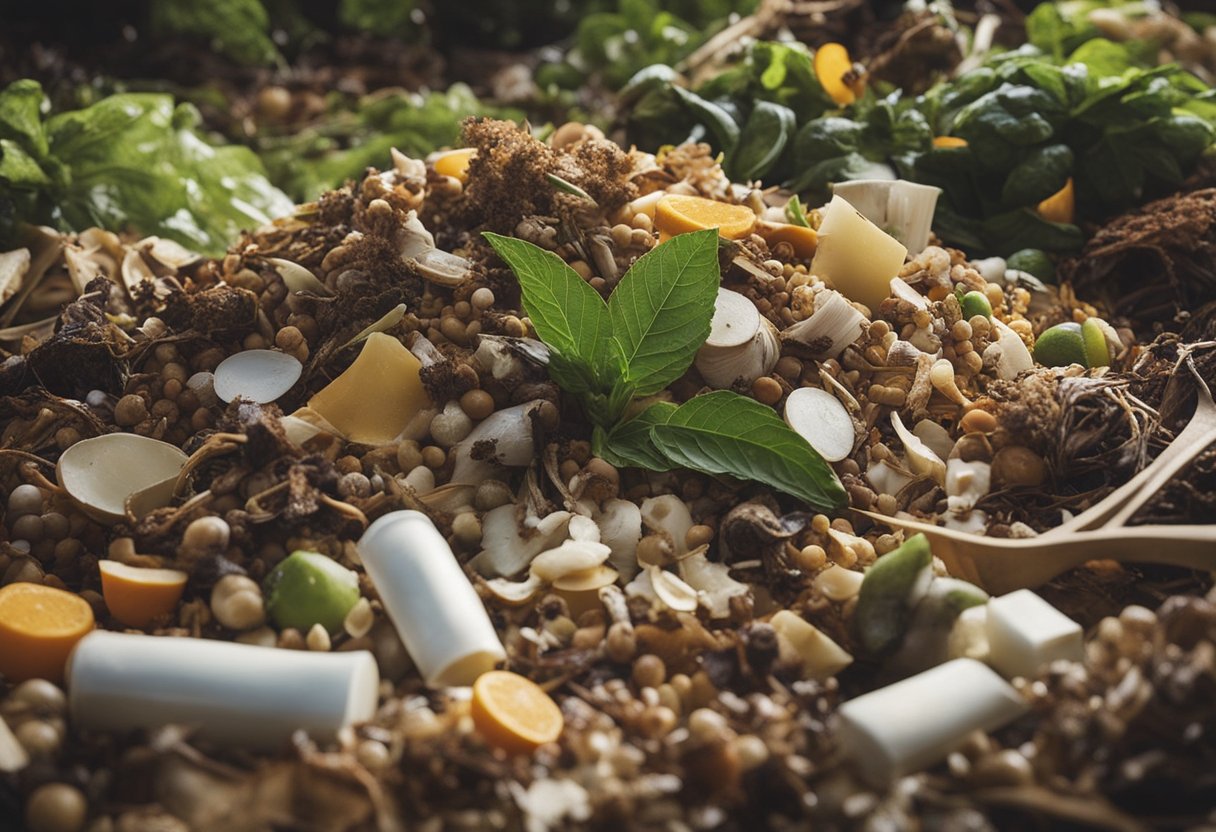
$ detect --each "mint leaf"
[596,401,678,471]
[650,391,847,511]
[483,232,618,396]
[608,227,720,397]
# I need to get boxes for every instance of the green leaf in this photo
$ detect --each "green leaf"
[338,0,418,37]
[482,232,618,395]
[729,100,796,181]
[672,86,741,155]
[595,401,678,470]
[608,228,720,397]
[650,391,847,511]
[785,195,810,228]
[0,140,50,188]
[149,0,280,66]
[1001,143,1073,206]
[0,80,48,159]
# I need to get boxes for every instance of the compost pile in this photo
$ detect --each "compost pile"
[2,3,1216,832]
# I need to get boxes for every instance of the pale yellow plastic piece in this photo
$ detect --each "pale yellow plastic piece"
[308,333,430,445]
[810,194,908,313]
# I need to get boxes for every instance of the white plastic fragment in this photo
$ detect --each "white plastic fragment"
[213,349,303,404]
[835,658,1027,786]
[985,589,1084,679]
[358,510,506,687]
[67,631,378,749]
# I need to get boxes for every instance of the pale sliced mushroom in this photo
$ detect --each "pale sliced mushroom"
[552,565,619,592]
[781,288,866,361]
[470,506,572,577]
[139,237,200,270]
[891,410,947,486]
[530,539,612,583]
[783,387,856,462]
[640,495,694,556]
[484,574,545,606]
[213,350,303,404]
[57,433,189,524]
[411,248,473,287]
[648,565,699,613]
[596,499,643,581]
[678,551,748,619]
[268,258,331,295]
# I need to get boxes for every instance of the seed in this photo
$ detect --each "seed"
[6,484,43,518]
[452,511,482,546]
[344,597,374,639]
[992,445,1047,487]
[356,739,392,770]
[306,623,331,652]
[636,534,670,566]
[338,472,372,499]
[182,516,230,553]
[16,719,61,756]
[460,389,495,420]
[210,575,265,631]
[396,440,423,471]
[633,654,667,688]
[611,224,633,248]
[421,446,446,469]
[25,783,87,832]
[685,524,714,550]
[12,679,66,715]
[734,734,770,771]
[113,394,148,427]
[752,376,783,405]
[960,409,997,434]
[795,544,827,572]
[471,287,495,310]
[605,622,637,663]
[11,514,43,542]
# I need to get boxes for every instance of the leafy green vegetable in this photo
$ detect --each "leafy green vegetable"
[0,81,293,256]
[608,228,719,397]
[650,392,847,510]
[486,230,845,510]
[730,101,797,181]
[338,0,419,38]
[150,0,281,66]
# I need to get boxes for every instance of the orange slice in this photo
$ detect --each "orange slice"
[1037,177,1075,224]
[815,43,860,106]
[0,583,94,684]
[99,560,189,629]
[654,194,757,241]
[433,148,476,182]
[471,670,564,754]
[932,136,968,149]
[757,221,818,259]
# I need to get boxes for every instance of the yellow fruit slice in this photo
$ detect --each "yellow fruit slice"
[0,583,94,683]
[757,221,818,258]
[815,43,860,106]
[654,194,757,241]
[471,670,564,754]
[99,560,189,629]
[433,148,476,182]
[1037,177,1075,224]
[932,136,968,149]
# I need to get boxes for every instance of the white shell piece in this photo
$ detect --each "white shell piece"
[783,387,856,462]
[213,350,303,404]
[57,433,188,523]
[891,411,946,486]
[648,566,699,612]
[985,590,1083,679]
[268,258,330,295]
[835,658,1027,786]
[985,319,1034,380]
[358,511,506,687]
[68,631,378,749]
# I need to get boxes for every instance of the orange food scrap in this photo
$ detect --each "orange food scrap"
[1037,177,1075,225]
[471,670,564,754]
[932,136,968,149]
[433,148,476,181]
[757,221,818,259]
[815,43,861,106]
[99,560,189,629]
[0,583,94,684]
[654,194,757,241]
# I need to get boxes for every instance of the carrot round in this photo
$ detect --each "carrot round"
[0,583,94,684]
[99,561,188,629]
[471,670,563,754]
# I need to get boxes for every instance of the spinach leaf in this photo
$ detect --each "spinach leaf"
[672,87,741,155]
[729,101,796,181]
[1000,143,1073,206]
[150,0,280,66]
[650,391,847,511]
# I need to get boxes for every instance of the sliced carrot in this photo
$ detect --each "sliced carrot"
[932,136,968,149]
[757,221,818,259]
[654,194,757,240]
[471,670,564,754]
[433,148,476,182]
[99,560,188,629]
[815,43,859,106]
[0,583,94,684]
[1037,177,1075,224]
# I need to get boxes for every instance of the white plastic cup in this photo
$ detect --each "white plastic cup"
[67,631,379,749]
[358,510,506,687]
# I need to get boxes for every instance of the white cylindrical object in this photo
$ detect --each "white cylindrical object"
[358,510,506,687]
[835,658,1026,786]
[67,632,378,749]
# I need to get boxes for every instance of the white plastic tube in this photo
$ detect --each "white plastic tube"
[358,510,506,687]
[835,658,1027,786]
[67,631,378,749]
